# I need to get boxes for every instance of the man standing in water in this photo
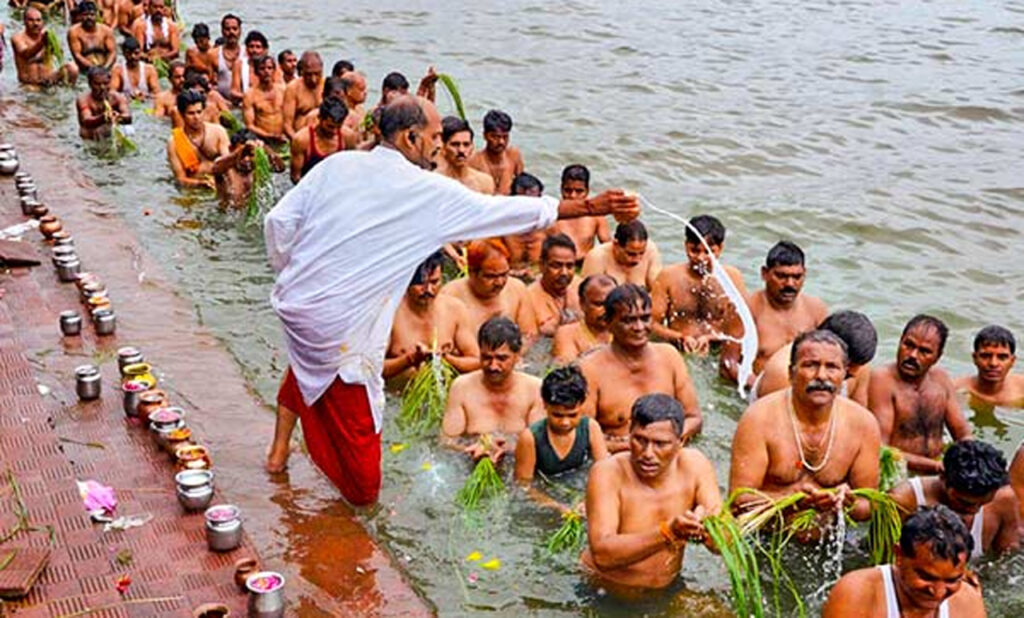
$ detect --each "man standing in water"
[67,1,116,72]
[868,315,973,474]
[263,96,638,503]
[212,129,286,209]
[281,51,323,140]
[579,284,702,452]
[153,61,186,120]
[13,8,79,86]
[730,330,880,521]
[289,98,348,183]
[339,72,368,136]
[206,14,243,103]
[504,173,549,279]
[526,234,580,337]
[955,325,1024,409]
[581,220,662,289]
[436,116,495,194]
[278,49,297,84]
[116,0,144,37]
[468,109,525,195]
[553,165,610,260]
[131,0,179,63]
[109,37,160,100]
[552,274,616,364]
[76,67,131,140]
[823,505,986,617]
[166,90,230,189]
[243,55,286,144]
[185,23,212,77]
[583,394,720,592]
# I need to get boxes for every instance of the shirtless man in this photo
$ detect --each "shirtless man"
[183,71,231,127]
[115,0,143,37]
[721,240,828,383]
[580,220,662,290]
[868,315,973,474]
[955,325,1024,409]
[67,1,116,72]
[501,173,550,280]
[553,165,610,260]
[131,0,179,62]
[468,109,524,195]
[552,274,616,365]
[384,251,480,382]
[153,61,185,119]
[184,23,212,77]
[13,8,80,86]
[339,72,368,135]
[242,55,286,144]
[277,49,297,84]
[440,239,539,345]
[205,14,243,103]
[212,129,285,209]
[75,67,131,140]
[436,116,495,193]
[96,0,116,26]
[442,317,544,462]
[109,37,159,100]
[290,98,347,183]
[526,234,580,337]
[582,394,720,592]
[890,440,1018,557]
[166,89,230,189]
[823,506,986,618]
[579,284,702,452]
[651,214,748,354]
[755,310,877,407]
[281,51,323,139]
[1012,445,1024,526]
[730,330,880,522]
[231,31,274,103]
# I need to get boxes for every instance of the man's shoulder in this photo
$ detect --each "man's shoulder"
[741,389,785,422]
[828,567,881,607]
[440,277,468,297]
[514,371,542,390]
[837,396,880,429]
[504,276,529,295]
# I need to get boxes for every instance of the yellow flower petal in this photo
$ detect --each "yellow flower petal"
[481,558,501,570]
[389,443,408,454]
[420,461,433,471]
[465,551,482,562]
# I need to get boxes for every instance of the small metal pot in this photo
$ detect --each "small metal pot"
[205,504,243,552]
[0,144,16,156]
[122,362,155,386]
[0,157,18,175]
[81,281,107,301]
[75,272,100,291]
[75,365,102,401]
[52,231,74,246]
[56,258,82,283]
[52,245,77,264]
[14,171,31,182]
[59,310,82,336]
[117,347,144,375]
[38,215,62,239]
[149,406,185,434]
[15,181,36,197]
[245,572,285,618]
[29,203,49,219]
[20,197,40,216]
[135,389,168,422]
[122,379,148,417]
[175,469,215,512]
[92,309,117,336]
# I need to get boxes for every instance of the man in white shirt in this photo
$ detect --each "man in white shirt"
[263,96,638,505]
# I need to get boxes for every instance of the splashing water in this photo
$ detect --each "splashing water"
[810,510,848,603]
[637,195,759,397]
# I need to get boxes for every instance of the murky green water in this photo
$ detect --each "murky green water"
[3,0,1023,614]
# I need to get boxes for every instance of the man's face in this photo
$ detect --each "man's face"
[561,179,587,200]
[547,404,583,436]
[82,8,97,27]
[222,19,240,44]
[236,148,255,173]
[895,544,967,611]
[280,54,298,78]
[195,36,211,52]
[257,60,275,85]
[581,283,612,329]
[483,129,508,155]
[409,105,442,171]
[789,341,846,408]
[540,246,576,295]
[610,301,651,348]
[346,76,367,105]
[406,266,441,308]
[318,114,341,137]
[443,130,474,169]
[246,41,267,60]
[480,343,517,386]
[145,0,160,17]
[170,67,186,91]
[612,239,647,269]
[897,325,943,381]
[300,59,321,89]
[126,47,142,65]
[762,264,805,306]
[685,240,722,276]
[469,253,509,300]
[89,73,110,98]
[25,10,43,35]
[942,486,994,517]
[972,343,1015,384]
[629,419,681,480]
[183,102,204,131]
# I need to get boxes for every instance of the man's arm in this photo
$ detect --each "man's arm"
[166,137,211,188]
[941,374,973,441]
[728,406,771,506]
[887,480,920,520]
[67,28,88,69]
[77,97,108,129]
[867,370,897,444]
[145,64,161,94]
[822,573,872,618]
[991,486,1020,555]
[13,31,46,60]
[595,216,611,244]
[670,350,702,441]
[161,24,180,61]
[514,286,539,343]
[102,28,116,69]
[588,418,609,461]
[845,412,881,521]
[211,139,245,176]
[440,378,469,439]
[446,302,481,373]
[281,82,299,139]
[513,427,537,482]
[229,60,244,104]
[550,325,576,366]
[650,272,684,344]
[645,242,663,290]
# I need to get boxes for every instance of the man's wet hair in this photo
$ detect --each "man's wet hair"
[765,240,805,269]
[561,164,590,188]
[630,393,684,437]
[176,89,206,113]
[220,14,241,30]
[604,283,651,322]
[321,77,345,99]
[578,274,617,300]
[974,325,1016,354]
[614,220,648,246]
[900,505,972,564]
[902,314,949,355]
[686,214,726,247]
[184,69,210,91]
[789,329,849,369]
[511,172,543,196]
[121,36,141,54]
[319,98,348,124]
[541,365,588,408]
[296,51,322,73]
[482,109,513,133]
[818,311,877,367]
[943,440,1009,497]
[441,116,472,143]
[466,239,509,272]
[253,55,275,70]
[229,128,257,149]
[541,233,576,263]
[78,1,97,13]
[478,316,522,353]
[244,31,269,49]
[331,59,355,78]
[382,71,409,92]
[378,97,427,142]
[409,250,445,286]
[87,66,111,82]
[192,23,210,40]
[277,49,294,65]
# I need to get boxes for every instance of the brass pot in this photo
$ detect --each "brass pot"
[38,215,63,239]
[136,389,168,423]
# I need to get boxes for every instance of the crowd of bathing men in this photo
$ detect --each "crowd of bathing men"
[4,2,1024,615]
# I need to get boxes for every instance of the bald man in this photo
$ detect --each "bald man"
[282,50,323,139]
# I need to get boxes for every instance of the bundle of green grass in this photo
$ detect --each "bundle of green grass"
[245,148,275,223]
[456,436,505,511]
[398,354,456,435]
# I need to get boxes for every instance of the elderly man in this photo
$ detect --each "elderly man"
[721,240,828,383]
[553,164,610,260]
[264,96,637,505]
[66,1,116,72]
[281,51,323,139]
[436,116,495,194]
[13,8,79,86]
[109,37,160,100]
[166,90,230,189]
[290,98,348,183]
[823,506,986,617]
[242,55,286,144]
[212,129,285,209]
[526,234,580,337]
[552,274,616,364]
[579,284,702,452]
[581,220,662,290]
[890,440,1019,557]
[339,72,368,135]
[730,330,881,522]
[468,109,524,195]
[583,394,720,592]
[76,67,131,140]
[130,0,179,62]
[955,325,1024,409]
[868,315,973,474]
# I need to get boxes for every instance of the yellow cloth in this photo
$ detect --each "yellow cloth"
[171,128,201,175]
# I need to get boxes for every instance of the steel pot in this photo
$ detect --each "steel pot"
[15,181,36,197]
[245,572,285,618]
[117,347,144,375]
[149,406,185,434]
[205,504,243,552]
[20,197,39,216]
[75,365,102,401]
[14,171,31,181]
[0,144,16,156]
[135,389,168,422]
[122,379,148,417]
[175,469,214,512]
[0,156,20,176]
[29,203,49,219]
[52,245,77,264]
[56,258,82,283]
[51,231,74,246]
[59,310,82,336]
[92,309,116,336]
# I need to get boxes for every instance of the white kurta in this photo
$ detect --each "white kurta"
[265,146,559,432]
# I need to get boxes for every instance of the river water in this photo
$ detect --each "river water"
[2,0,1024,615]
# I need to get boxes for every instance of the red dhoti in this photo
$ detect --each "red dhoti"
[277,369,381,506]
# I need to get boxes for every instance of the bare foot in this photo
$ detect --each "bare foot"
[265,447,290,473]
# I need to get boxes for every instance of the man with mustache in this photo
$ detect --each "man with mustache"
[12,8,80,86]
[383,250,480,382]
[205,13,243,102]
[730,330,880,522]
[823,505,985,617]
[868,315,972,474]
[579,284,702,452]
[526,234,581,336]
[130,0,179,63]
[721,240,828,383]
[468,109,524,195]
[580,220,663,290]
[442,317,544,462]
[552,274,616,364]
[436,116,494,194]
[954,325,1024,409]
[66,1,116,72]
